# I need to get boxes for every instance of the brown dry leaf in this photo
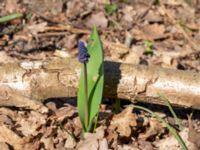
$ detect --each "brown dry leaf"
[138,118,164,140]
[45,101,57,112]
[103,40,129,60]
[144,10,163,23]
[0,114,13,126]
[26,22,48,36]
[71,117,82,136]
[154,128,198,150]
[121,6,136,23]
[16,111,47,136]
[86,12,108,29]
[110,106,137,137]
[0,108,16,119]
[55,127,77,149]
[138,140,154,150]
[0,142,10,150]
[64,34,78,50]
[124,45,144,64]
[55,106,75,121]
[0,51,18,63]
[23,0,63,15]
[76,127,108,150]
[0,124,24,150]
[23,141,41,150]
[188,115,200,148]
[131,24,167,41]
[107,129,118,148]
[64,133,77,149]
[40,136,55,150]
[5,0,20,13]
[117,144,140,150]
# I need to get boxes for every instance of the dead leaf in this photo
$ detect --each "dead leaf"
[0,124,24,150]
[45,101,57,112]
[40,136,55,150]
[86,12,108,29]
[5,0,20,13]
[124,45,144,64]
[76,127,108,150]
[55,106,75,121]
[138,140,154,150]
[23,0,63,15]
[131,24,167,40]
[16,111,47,136]
[64,133,77,149]
[139,118,164,140]
[0,114,13,126]
[154,128,198,150]
[0,142,10,150]
[117,144,140,150]
[110,106,137,137]
[144,10,163,23]
[26,22,47,36]
[188,115,200,148]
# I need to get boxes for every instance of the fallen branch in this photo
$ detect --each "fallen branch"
[1,58,200,109]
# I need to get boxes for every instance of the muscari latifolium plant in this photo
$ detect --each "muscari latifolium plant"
[77,26,104,133]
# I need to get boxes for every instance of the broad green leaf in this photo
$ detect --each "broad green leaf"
[78,26,104,132]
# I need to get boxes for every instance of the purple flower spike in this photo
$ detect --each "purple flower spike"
[78,41,90,63]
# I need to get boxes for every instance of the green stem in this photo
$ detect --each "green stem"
[83,63,89,130]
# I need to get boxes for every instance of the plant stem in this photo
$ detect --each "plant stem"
[83,63,89,130]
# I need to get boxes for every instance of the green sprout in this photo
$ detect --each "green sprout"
[144,40,154,55]
[104,4,118,15]
[77,26,104,133]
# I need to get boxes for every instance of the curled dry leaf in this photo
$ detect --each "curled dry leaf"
[26,22,48,36]
[0,124,24,150]
[117,144,140,150]
[110,106,137,137]
[76,127,108,150]
[188,115,200,149]
[55,106,75,121]
[154,128,198,150]
[16,111,47,136]
[86,12,108,29]
[0,114,13,126]
[0,142,10,150]
[40,136,54,150]
[138,118,164,140]
[138,140,154,150]
[131,24,167,41]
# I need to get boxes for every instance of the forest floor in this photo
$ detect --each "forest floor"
[0,0,200,149]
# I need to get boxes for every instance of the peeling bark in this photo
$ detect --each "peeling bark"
[1,58,200,109]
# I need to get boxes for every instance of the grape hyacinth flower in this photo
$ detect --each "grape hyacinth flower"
[78,41,90,129]
[78,41,90,63]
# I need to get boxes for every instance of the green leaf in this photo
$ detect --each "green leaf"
[78,26,104,132]
[0,13,23,24]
